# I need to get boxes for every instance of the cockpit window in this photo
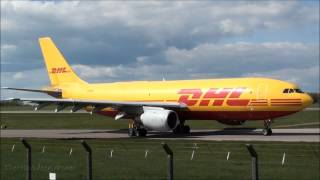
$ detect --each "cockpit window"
[294,89,304,93]
[283,88,302,93]
[283,89,289,93]
[289,89,294,93]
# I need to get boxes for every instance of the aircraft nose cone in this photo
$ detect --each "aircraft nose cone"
[302,93,313,108]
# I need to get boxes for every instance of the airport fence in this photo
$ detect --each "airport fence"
[5,138,259,180]
[3,138,318,180]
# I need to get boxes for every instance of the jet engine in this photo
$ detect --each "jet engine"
[139,109,179,131]
[217,120,246,126]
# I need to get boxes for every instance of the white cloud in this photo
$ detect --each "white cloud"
[72,64,120,79]
[68,41,318,91]
[136,56,149,64]
[1,44,17,58]
[72,64,166,83]
[1,68,51,99]
[164,42,317,73]
[219,19,247,35]
[242,66,319,91]
[2,1,317,41]
[12,72,24,80]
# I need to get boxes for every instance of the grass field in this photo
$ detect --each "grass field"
[0,108,319,130]
[1,138,319,180]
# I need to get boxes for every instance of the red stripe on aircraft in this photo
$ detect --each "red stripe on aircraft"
[226,99,250,106]
[271,99,301,101]
[271,102,301,103]
[271,104,301,106]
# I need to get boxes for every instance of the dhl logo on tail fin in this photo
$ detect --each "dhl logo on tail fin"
[50,67,70,74]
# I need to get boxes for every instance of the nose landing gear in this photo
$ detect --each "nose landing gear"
[263,119,273,136]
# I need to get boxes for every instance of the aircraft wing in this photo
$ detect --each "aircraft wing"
[7,98,186,117]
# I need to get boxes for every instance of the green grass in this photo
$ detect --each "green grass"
[1,138,319,180]
[0,110,319,130]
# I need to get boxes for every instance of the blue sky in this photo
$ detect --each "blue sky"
[1,1,319,98]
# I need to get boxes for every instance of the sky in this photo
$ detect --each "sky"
[1,1,319,99]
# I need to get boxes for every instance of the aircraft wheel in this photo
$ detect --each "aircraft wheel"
[263,119,273,136]
[263,128,272,136]
[173,125,181,134]
[128,128,136,137]
[183,125,190,134]
[173,125,190,134]
[137,128,147,137]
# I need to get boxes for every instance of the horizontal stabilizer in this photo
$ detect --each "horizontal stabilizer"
[2,87,62,98]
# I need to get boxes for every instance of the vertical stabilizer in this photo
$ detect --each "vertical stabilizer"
[39,37,87,86]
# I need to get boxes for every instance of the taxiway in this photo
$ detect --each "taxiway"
[1,128,319,142]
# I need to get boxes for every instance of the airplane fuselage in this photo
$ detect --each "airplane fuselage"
[57,77,312,121]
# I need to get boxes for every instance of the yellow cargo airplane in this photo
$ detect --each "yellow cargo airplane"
[3,37,313,136]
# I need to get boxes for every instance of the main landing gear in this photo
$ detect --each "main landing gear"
[262,119,273,136]
[173,120,191,135]
[128,120,147,137]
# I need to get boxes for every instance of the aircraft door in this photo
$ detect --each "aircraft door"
[248,83,268,113]
[256,83,268,100]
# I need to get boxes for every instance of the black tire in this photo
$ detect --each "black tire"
[183,125,190,134]
[128,128,136,137]
[173,125,181,134]
[263,128,272,136]
[137,128,147,137]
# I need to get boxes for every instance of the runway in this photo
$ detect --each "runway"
[1,128,319,142]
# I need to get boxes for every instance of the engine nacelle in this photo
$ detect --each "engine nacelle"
[217,120,246,126]
[139,109,179,131]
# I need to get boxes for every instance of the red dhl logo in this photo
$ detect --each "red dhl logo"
[177,88,249,106]
[50,67,68,74]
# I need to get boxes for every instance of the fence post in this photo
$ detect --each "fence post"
[162,143,173,180]
[246,144,259,180]
[21,138,32,180]
[81,140,92,180]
